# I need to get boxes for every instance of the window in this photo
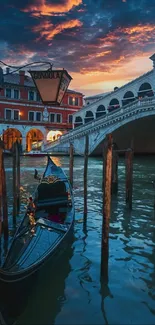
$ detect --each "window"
[14,110,19,120]
[56,114,62,123]
[68,114,73,124]
[50,114,55,122]
[29,91,34,101]
[36,92,41,102]
[14,89,19,99]
[29,111,34,121]
[5,109,12,119]
[6,88,11,98]
[36,112,41,121]
[69,97,73,105]
[69,96,78,106]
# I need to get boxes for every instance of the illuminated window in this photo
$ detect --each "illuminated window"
[69,97,73,105]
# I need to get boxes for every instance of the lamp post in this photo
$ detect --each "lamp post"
[29,68,72,106]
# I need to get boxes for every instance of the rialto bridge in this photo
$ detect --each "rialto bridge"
[46,55,155,155]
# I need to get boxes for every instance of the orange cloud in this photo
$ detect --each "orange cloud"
[33,19,83,40]
[23,0,82,17]
[80,50,111,61]
[100,24,155,46]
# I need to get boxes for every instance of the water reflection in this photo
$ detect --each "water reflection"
[0,155,155,324]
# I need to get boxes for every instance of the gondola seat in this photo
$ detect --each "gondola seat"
[36,180,68,208]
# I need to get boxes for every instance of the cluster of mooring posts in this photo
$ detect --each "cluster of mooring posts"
[0,140,20,241]
[0,134,134,281]
[68,133,134,280]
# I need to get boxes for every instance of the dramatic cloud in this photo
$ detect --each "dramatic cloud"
[0,0,155,95]
[22,0,83,16]
[33,19,83,41]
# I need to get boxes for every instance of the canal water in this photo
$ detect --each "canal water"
[1,155,155,324]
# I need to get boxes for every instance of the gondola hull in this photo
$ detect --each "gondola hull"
[0,156,74,283]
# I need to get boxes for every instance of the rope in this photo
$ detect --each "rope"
[0,60,53,75]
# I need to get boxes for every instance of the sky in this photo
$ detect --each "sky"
[0,0,155,96]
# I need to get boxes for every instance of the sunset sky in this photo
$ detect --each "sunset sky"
[1,0,155,96]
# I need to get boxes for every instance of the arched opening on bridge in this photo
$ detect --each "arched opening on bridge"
[47,130,63,142]
[138,82,154,98]
[108,98,120,113]
[74,116,83,128]
[96,105,106,118]
[26,129,44,152]
[2,128,22,151]
[84,111,94,124]
[122,91,135,107]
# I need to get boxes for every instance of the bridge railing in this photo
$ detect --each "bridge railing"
[45,96,155,151]
[59,97,155,142]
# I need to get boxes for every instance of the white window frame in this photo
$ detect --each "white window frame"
[5,108,12,120]
[50,113,55,123]
[74,97,79,106]
[36,111,42,122]
[13,89,20,100]
[4,108,21,120]
[68,96,73,105]
[5,88,12,98]
[68,114,73,124]
[28,111,35,121]
[28,90,36,101]
[13,109,20,121]
[56,113,62,123]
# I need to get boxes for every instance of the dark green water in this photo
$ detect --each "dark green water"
[1,155,155,324]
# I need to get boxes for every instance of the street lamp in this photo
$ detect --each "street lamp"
[29,69,72,106]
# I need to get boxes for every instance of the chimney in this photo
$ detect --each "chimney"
[6,67,10,74]
[19,70,25,85]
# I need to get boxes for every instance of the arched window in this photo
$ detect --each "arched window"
[74,116,83,128]
[122,91,135,106]
[108,98,120,113]
[96,105,106,118]
[84,111,94,124]
[138,82,154,98]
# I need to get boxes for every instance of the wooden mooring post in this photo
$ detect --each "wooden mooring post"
[101,134,113,280]
[125,148,133,209]
[111,148,118,194]
[0,140,8,239]
[0,141,3,236]
[69,143,74,187]
[83,135,89,223]
[13,141,20,224]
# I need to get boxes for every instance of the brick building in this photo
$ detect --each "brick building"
[0,68,83,151]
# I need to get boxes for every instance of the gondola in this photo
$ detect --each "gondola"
[0,156,74,283]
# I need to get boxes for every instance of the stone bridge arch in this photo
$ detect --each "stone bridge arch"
[138,82,154,98]
[89,108,155,155]
[2,127,22,150]
[26,128,44,151]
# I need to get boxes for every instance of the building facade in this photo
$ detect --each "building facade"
[0,68,83,151]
